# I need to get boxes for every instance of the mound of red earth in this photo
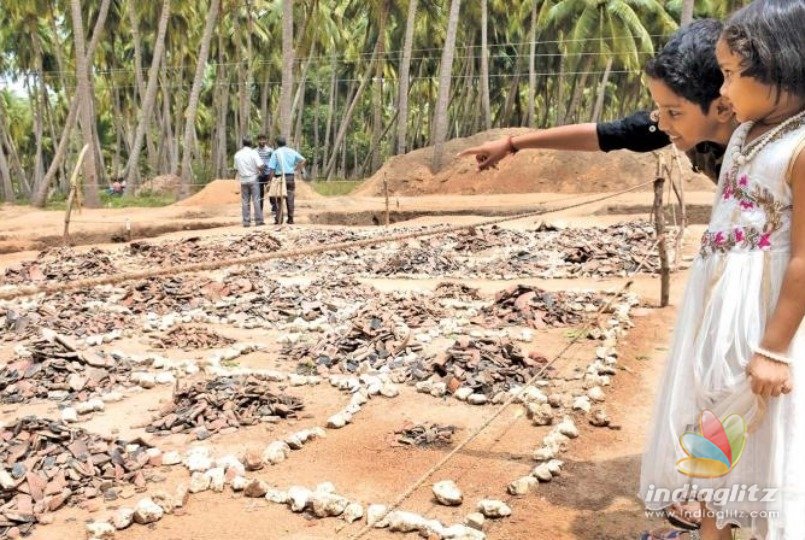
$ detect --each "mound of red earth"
[355,128,716,197]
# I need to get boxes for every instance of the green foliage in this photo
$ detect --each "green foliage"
[310,180,363,196]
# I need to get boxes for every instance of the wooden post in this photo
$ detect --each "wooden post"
[670,147,688,267]
[383,178,390,227]
[63,144,90,246]
[653,175,670,307]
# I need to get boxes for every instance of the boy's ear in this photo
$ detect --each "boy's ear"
[710,96,734,122]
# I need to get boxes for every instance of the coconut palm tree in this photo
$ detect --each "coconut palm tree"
[430,0,461,171]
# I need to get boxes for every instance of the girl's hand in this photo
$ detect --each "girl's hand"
[746,353,793,397]
[458,138,512,170]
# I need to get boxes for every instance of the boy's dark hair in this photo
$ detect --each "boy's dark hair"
[276,136,287,147]
[723,0,805,99]
[242,138,253,147]
[257,134,267,140]
[645,19,724,114]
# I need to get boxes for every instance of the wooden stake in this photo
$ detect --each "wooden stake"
[383,178,390,226]
[63,144,90,246]
[653,175,670,307]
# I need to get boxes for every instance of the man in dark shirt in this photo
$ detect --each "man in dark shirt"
[461,19,738,185]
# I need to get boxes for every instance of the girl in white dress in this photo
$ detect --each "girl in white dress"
[639,1,805,539]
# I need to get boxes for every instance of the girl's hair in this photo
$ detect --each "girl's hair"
[645,19,724,114]
[722,0,805,99]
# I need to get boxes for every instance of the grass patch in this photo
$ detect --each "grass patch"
[310,180,363,196]
[45,191,175,211]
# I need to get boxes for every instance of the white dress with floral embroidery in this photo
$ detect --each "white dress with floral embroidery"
[639,120,805,539]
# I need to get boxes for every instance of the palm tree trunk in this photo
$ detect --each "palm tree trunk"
[480,0,491,130]
[69,0,102,207]
[396,0,418,155]
[260,75,269,134]
[591,57,613,122]
[563,55,594,124]
[0,109,13,202]
[28,77,45,192]
[127,1,158,173]
[527,0,538,127]
[324,44,380,180]
[280,0,294,140]
[681,0,695,25]
[180,0,220,197]
[431,0,462,172]
[291,43,316,146]
[312,88,320,178]
[370,0,389,173]
[322,50,337,172]
[124,0,171,194]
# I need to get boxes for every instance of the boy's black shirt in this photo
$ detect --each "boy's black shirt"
[596,110,725,183]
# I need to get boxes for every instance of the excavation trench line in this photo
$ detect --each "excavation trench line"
[0,181,655,302]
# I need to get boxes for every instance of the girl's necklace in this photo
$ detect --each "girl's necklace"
[733,109,805,166]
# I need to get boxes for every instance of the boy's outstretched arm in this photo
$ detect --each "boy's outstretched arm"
[458,111,670,170]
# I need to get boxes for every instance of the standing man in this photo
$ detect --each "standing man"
[267,136,306,225]
[256,134,274,213]
[233,138,265,227]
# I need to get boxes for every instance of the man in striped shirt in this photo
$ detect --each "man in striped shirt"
[256,134,274,213]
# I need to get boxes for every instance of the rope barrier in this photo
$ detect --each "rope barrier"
[345,234,664,539]
[0,180,655,302]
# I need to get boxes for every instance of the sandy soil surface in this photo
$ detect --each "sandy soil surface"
[0,189,715,255]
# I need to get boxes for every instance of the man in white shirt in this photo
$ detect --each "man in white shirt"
[233,138,265,227]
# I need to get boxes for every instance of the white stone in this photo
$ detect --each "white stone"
[557,417,579,439]
[262,441,291,465]
[155,372,175,385]
[216,455,245,476]
[531,463,553,482]
[101,391,123,403]
[309,427,327,439]
[546,459,564,476]
[587,386,606,402]
[465,512,486,531]
[61,407,78,423]
[86,521,116,539]
[443,524,487,539]
[189,471,211,493]
[133,497,164,524]
[0,470,15,490]
[112,507,134,530]
[387,510,427,533]
[281,433,302,450]
[288,485,312,512]
[507,476,538,495]
[326,413,348,429]
[132,372,156,389]
[467,394,488,405]
[367,504,389,528]
[231,476,248,492]
[532,445,559,461]
[454,388,473,401]
[430,382,447,398]
[476,499,511,519]
[265,488,290,504]
[572,396,592,413]
[380,382,400,398]
[309,492,350,518]
[185,451,213,472]
[420,518,447,538]
[342,502,364,523]
[205,467,226,492]
[162,451,182,466]
[151,491,176,514]
[415,381,432,393]
[432,480,463,506]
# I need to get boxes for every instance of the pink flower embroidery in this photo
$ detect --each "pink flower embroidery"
[738,174,749,187]
[759,233,772,249]
[714,232,726,245]
[723,185,734,200]
[734,228,745,242]
[739,200,755,210]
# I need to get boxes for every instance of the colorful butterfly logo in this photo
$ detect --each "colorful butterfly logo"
[676,410,747,478]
